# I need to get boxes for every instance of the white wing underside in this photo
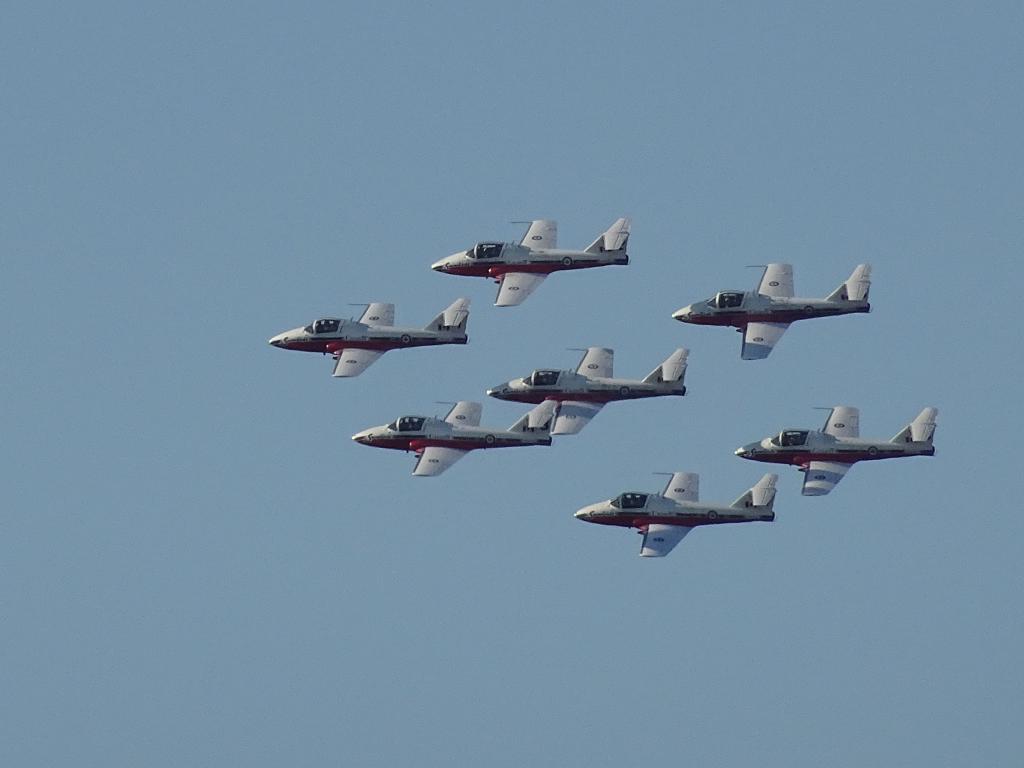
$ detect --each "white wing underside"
[552,401,604,435]
[495,272,546,306]
[640,524,692,557]
[359,303,395,327]
[662,472,699,503]
[742,322,790,360]
[802,461,852,496]
[332,348,384,377]
[576,347,613,378]
[413,447,469,477]
[520,219,557,249]
[757,264,794,298]
[823,407,860,438]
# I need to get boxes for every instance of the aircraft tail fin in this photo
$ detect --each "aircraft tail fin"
[731,474,779,510]
[584,217,631,254]
[826,264,872,303]
[507,400,557,434]
[890,407,938,444]
[642,348,689,384]
[423,297,470,333]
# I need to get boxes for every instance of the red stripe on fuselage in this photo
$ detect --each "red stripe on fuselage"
[355,436,549,451]
[277,337,465,354]
[438,258,624,278]
[682,305,868,328]
[744,449,909,466]
[583,514,765,529]
[493,389,683,405]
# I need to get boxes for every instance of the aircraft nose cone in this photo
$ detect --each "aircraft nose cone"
[268,334,284,347]
[486,383,511,398]
[352,429,372,444]
[672,306,691,322]
[735,445,755,458]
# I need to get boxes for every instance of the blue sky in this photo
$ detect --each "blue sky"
[3,2,1022,765]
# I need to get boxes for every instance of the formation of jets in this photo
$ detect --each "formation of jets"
[269,217,938,557]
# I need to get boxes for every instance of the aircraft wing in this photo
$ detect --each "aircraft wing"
[661,472,699,503]
[495,272,546,306]
[576,347,613,378]
[444,401,482,427]
[332,348,384,378]
[802,461,852,496]
[520,219,556,249]
[413,447,469,477]
[640,524,692,557]
[359,302,395,327]
[823,406,859,438]
[757,264,794,298]
[552,401,604,435]
[741,322,790,360]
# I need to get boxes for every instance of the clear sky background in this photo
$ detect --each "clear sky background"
[3,2,1022,765]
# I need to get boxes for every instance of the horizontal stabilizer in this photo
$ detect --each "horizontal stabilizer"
[827,264,872,303]
[732,473,778,508]
[509,400,557,433]
[424,297,470,331]
[643,348,689,383]
[585,217,631,253]
[891,407,938,444]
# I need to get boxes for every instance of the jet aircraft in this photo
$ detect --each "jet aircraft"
[486,347,689,434]
[735,406,938,495]
[672,264,871,359]
[269,298,470,377]
[431,217,631,306]
[575,472,778,557]
[352,400,556,476]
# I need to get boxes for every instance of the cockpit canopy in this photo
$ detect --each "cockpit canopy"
[467,242,504,260]
[529,370,560,387]
[610,492,649,510]
[771,429,809,447]
[708,292,745,309]
[387,416,427,432]
[305,318,342,335]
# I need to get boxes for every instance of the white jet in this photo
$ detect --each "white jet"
[352,400,557,476]
[431,218,631,306]
[735,406,938,495]
[486,347,689,434]
[672,264,871,359]
[269,298,470,377]
[575,473,778,557]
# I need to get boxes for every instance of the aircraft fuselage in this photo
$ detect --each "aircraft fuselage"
[489,377,685,405]
[432,244,628,279]
[736,434,935,467]
[675,294,869,328]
